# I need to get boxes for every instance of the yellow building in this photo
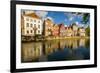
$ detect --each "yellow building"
[52,24,59,37]
[44,18,54,37]
[78,27,86,36]
[72,23,78,36]
[66,27,73,36]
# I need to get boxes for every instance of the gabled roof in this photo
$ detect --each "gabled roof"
[65,27,68,29]
[58,23,65,27]
[72,23,78,27]
[24,13,40,19]
[79,27,85,29]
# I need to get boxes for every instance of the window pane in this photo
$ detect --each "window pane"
[34,24,36,27]
[27,30,29,34]
[27,23,29,27]
[38,30,40,33]
[31,30,33,33]
[30,19,33,22]
[38,20,40,23]
[26,18,29,21]
[38,25,40,28]
[34,20,36,22]
[31,24,32,27]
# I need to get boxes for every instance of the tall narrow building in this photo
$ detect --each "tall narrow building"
[44,18,54,37]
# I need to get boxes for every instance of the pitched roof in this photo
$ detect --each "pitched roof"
[58,24,64,27]
[65,27,68,29]
[24,13,40,19]
[79,27,85,29]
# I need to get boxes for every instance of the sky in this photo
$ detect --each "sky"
[46,11,90,26]
[34,10,90,27]
[22,10,90,27]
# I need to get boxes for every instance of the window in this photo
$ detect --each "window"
[38,25,40,28]
[34,24,36,27]
[30,19,33,22]
[27,23,29,27]
[26,18,29,21]
[38,30,40,33]
[31,24,33,27]
[34,20,36,22]
[27,30,29,34]
[38,20,40,23]
[30,30,33,33]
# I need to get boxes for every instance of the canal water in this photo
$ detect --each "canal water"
[21,38,90,63]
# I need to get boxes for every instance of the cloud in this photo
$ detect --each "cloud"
[45,17,54,22]
[65,25,68,27]
[69,17,74,21]
[64,12,74,21]
[76,21,84,27]
[64,19,67,22]
[64,12,85,22]
[75,21,79,25]
[77,13,84,19]
[35,11,48,19]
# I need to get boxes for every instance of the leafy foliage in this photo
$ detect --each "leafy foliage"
[85,26,90,36]
[81,13,90,24]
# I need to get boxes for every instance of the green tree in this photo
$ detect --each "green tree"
[72,13,90,24]
[81,13,90,24]
[85,26,90,36]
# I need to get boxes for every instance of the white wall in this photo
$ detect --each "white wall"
[0,0,99,73]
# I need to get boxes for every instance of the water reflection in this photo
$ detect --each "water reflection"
[21,38,90,63]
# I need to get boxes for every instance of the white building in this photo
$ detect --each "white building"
[21,12,43,36]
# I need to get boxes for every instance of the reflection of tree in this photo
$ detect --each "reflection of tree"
[85,39,90,48]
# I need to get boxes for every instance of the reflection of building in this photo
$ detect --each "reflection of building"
[60,40,66,49]
[22,42,43,62]
[44,18,53,36]
[21,12,43,36]
[79,39,85,47]
[79,27,85,36]
[44,41,59,54]
[72,39,78,49]
[21,38,89,62]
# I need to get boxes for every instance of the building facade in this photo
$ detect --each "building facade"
[44,18,53,37]
[78,27,86,36]
[59,24,66,37]
[21,12,43,36]
[72,23,78,36]
[52,24,59,37]
[66,27,73,36]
